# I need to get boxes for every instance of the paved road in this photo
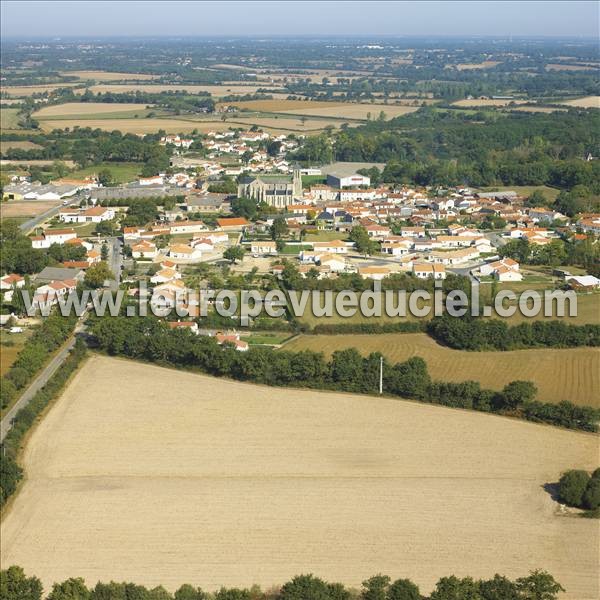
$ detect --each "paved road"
[107,236,123,291]
[0,321,86,443]
[18,195,83,234]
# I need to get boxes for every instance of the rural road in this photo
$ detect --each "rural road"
[19,195,83,234]
[107,236,123,291]
[0,321,86,444]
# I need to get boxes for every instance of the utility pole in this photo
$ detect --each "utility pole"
[379,356,383,395]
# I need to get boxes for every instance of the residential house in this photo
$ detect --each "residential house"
[250,241,277,256]
[168,244,203,261]
[313,240,350,254]
[479,258,522,282]
[131,240,158,259]
[412,263,447,280]
[358,266,391,281]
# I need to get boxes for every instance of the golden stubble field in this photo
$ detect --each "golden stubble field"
[33,102,151,118]
[283,333,600,407]
[1,355,598,597]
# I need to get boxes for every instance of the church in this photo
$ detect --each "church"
[237,169,302,208]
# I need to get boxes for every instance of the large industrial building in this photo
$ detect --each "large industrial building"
[326,172,371,188]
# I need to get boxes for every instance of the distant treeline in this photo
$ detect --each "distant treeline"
[293,109,600,191]
[427,316,600,351]
[90,317,600,432]
[0,128,170,173]
[0,567,567,600]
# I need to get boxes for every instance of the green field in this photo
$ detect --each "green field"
[303,230,349,242]
[69,162,142,184]
[294,290,600,328]
[0,108,21,129]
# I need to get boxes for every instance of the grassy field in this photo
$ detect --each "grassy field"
[1,355,597,597]
[33,102,152,120]
[69,162,142,183]
[559,95,600,108]
[0,329,32,376]
[283,332,600,407]
[1,108,21,129]
[295,289,599,329]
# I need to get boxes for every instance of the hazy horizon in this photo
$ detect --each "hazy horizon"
[1,1,599,39]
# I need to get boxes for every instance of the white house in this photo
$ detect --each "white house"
[131,240,158,259]
[151,268,182,284]
[358,266,391,281]
[59,206,115,223]
[190,238,214,252]
[168,244,203,261]
[381,239,412,257]
[168,220,207,235]
[30,229,77,249]
[250,241,277,256]
[412,263,447,280]
[313,240,350,254]
[479,257,522,282]
[317,253,347,273]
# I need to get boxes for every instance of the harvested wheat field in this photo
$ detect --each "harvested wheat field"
[0,84,80,97]
[559,96,600,109]
[33,102,151,118]
[281,103,419,120]
[37,118,205,134]
[453,98,528,107]
[0,200,61,219]
[62,70,158,81]
[1,355,598,597]
[283,333,600,407]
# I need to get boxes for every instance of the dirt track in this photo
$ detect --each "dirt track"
[1,355,598,596]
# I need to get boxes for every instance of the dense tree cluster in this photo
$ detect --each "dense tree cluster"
[0,221,86,275]
[89,317,599,432]
[427,316,600,351]
[0,567,566,600]
[327,109,600,191]
[1,128,170,174]
[557,469,600,513]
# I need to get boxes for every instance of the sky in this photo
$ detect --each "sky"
[1,1,598,39]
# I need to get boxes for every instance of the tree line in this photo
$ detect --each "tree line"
[427,316,600,351]
[0,566,567,600]
[0,339,87,505]
[89,316,599,432]
[0,313,78,410]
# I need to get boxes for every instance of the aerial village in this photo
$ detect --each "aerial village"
[2,127,600,345]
